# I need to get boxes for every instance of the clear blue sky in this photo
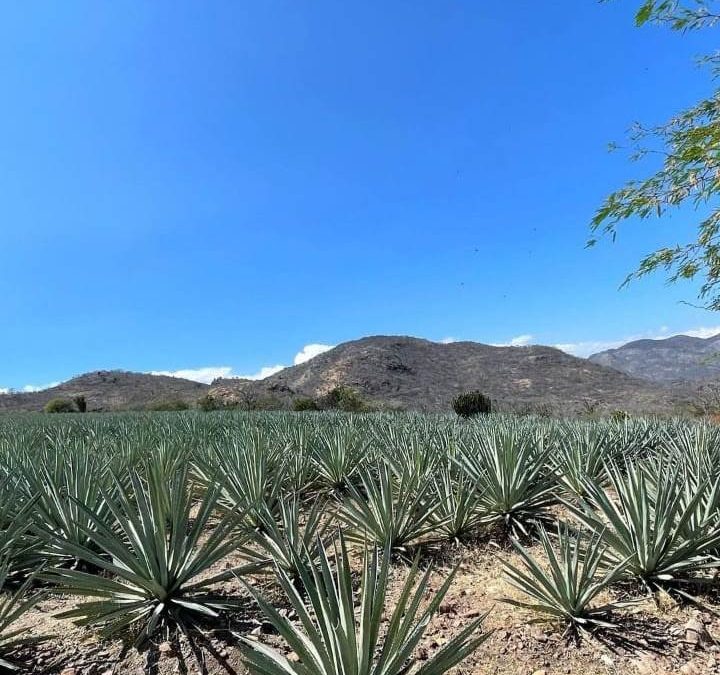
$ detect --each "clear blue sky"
[1,1,718,390]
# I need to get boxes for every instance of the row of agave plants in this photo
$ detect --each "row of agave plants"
[0,412,717,672]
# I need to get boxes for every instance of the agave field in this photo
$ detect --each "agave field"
[0,412,719,674]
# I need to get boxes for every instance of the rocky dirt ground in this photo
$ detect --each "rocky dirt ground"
[9,535,720,675]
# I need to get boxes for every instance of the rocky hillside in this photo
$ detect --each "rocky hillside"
[589,334,720,383]
[0,371,208,413]
[211,335,682,414]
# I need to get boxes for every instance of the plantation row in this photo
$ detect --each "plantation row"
[0,411,718,673]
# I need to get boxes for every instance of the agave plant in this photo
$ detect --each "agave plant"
[502,525,630,633]
[566,461,720,590]
[194,434,284,528]
[44,464,254,645]
[237,533,489,675]
[430,466,485,543]
[455,426,555,537]
[339,460,443,552]
[0,477,43,580]
[312,427,367,494]
[550,424,616,497]
[18,447,113,568]
[0,564,46,671]
[239,495,334,588]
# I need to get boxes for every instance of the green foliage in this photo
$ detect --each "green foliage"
[0,564,46,671]
[565,461,720,589]
[43,398,76,414]
[632,1,720,30]
[339,460,441,552]
[2,408,720,661]
[454,425,555,537]
[502,525,630,632]
[452,391,492,418]
[72,395,87,413]
[319,386,369,412]
[592,0,720,309]
[196,393,226,411]
[240,496,333,587]
[146,398,190,412]
[430,465,485,542]
[237,533,489,675]
[44,465,251,645]
[292,396,319,411]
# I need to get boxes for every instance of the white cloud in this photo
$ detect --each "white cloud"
[294,343,334,365]
[682,326,720,339]
[439,336,457,344]
[509,334,534,347]
[22,382,60,393]
[554,340,626,358]
[555,325,720,358]
[491,334,536,348]
[150,367,235,384]
[149,343,334,385]
[0,388,8,395]
[236,365,286,380]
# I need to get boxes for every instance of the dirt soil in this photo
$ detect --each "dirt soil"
[10,535,720,675]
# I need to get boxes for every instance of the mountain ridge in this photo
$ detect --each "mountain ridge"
[0,370,208,412]
[589,333,720,383]
[209,335,682,414]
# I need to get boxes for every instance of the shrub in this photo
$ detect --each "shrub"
[44,398,76,414]
[197,393,225,412]
[253,396,284,411]
[292,397,319,412]
[72,395,87,413]
[319,386,368,412]
[147,399,190,412]
[452,391,492,418]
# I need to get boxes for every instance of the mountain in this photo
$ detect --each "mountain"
[0,370,209,413]
[210,335,682,414]
[588,334,720,383]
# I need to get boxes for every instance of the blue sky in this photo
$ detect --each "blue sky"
[1,1,719,390]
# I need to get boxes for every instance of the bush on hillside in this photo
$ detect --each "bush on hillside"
[73,395,87,413]
[44,397,77,414]
[293,397,319,412]
[197,393,228,412]
[452,391,492,418]
[319,386,368,413]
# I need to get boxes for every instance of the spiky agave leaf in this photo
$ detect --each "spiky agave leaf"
[43,464,255,646]
[430,465,485,543]
[312,426,368,495]
[237,532,490,675]
[566,460,720,589]
[194,433,284,528]
[454,425,556,538]
[18,447,114,567]
[502,524,631,632]
[339,460,444,553]
[549,424,616,497]
[0,564,47,672]
[238,495,334,587]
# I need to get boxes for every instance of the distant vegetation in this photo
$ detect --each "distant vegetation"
[292,396,319,411]
[44,397,75,413]
[452,391,492,417]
